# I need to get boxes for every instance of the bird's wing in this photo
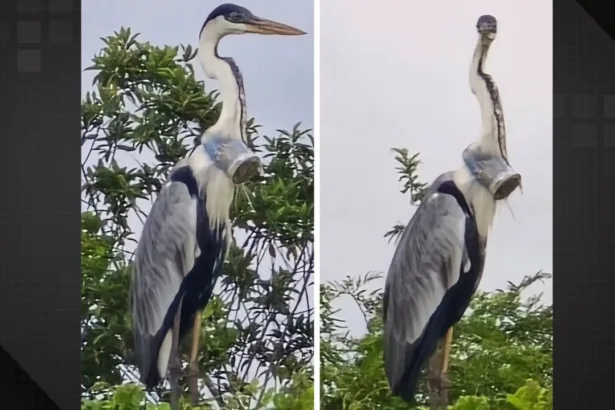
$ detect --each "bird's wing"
[383,192,469,397]
[130,181,198,375]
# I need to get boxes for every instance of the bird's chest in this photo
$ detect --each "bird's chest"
[460,207,487,291]
[194,192,230,270]
[470,190,496,239]
[463,234,487,298]
[196,219,228,264]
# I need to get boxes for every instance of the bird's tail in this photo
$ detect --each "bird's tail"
[142,364,162,390]
[133,290,187,391]
[386,340,422,404]
[133,330,164,390]
[384,319,448,404]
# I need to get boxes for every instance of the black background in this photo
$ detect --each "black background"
[0,0,614,408]
[0,0,80,409]
[554,0,615,407]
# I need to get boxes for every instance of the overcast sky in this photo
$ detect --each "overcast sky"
[81,0,313,132]
[320,0,553,335]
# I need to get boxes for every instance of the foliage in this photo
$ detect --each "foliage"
[383,148,428,244]
[320,149,553,409]
[81,370,313,410]
[81,28,313,408]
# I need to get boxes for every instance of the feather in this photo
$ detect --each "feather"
[383,179,483,403]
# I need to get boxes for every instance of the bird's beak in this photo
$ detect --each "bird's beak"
[246,17,306,36]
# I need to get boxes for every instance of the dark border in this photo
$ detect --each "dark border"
[0,0,81,409]
[554,0,615,408]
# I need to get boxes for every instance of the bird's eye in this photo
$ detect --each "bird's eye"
[228,12,242,22]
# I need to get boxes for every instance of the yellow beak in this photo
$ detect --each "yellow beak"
[247,18,306,35]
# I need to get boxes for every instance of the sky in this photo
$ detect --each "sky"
[81,0,313,132]
[320,0,553,335]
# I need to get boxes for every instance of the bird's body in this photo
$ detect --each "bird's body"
[132,145,234,388]
[383,15,521,403]
[383,166,492,400]
[129,4,305,404]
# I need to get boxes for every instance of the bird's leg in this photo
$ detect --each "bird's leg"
[437,327,454,407]
[168,299,183,410]
[188,312,202,406]
[441,327,454,380]
[427,328,454,410]
[427,347,445,409]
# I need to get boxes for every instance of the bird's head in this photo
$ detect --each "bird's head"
[476,15,497,42]
[201,3,306,38]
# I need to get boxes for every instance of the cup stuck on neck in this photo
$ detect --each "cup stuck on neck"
[463,148,522,200]
[203,136,262,184]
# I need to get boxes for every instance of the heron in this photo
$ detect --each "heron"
[129,4,305,408]
[382,15,522,405]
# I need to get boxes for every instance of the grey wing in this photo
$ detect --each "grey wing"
[130,181,198,375]
[383,192,468,390]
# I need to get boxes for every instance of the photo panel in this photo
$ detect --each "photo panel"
[320,0,553,408]
[2,0,314,409]
[79,1,314,409]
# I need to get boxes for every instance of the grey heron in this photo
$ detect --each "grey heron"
[383,15,522,404]
[129,3,305,407]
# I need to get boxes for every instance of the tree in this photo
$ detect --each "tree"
[81,373,314,410]
[320,149,553,410]
[81,28,314,409]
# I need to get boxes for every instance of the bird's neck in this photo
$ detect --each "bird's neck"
[469,36,508,163]
[188,145,235,233]
[198,30,247,141]
[453,164,496,239]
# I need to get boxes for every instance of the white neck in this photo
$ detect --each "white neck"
[469,35,508,162]
[198,24,245,140]
[453,164,497,239]
[187,145,235,235]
